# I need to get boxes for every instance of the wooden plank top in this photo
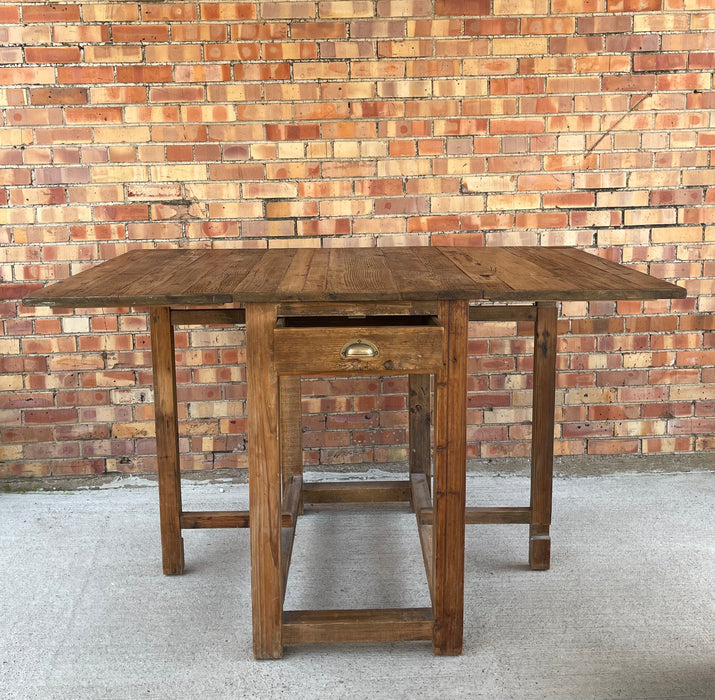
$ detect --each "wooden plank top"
[23,246,686,308]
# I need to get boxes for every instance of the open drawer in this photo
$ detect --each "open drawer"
[273,315,444,375]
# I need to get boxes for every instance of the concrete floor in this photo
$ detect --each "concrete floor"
[1,470,713,700]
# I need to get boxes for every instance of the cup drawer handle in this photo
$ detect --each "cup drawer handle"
[340,339,379,359]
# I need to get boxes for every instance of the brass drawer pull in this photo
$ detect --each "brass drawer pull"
[340,339,379,359]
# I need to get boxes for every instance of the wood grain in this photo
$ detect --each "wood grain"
[529,302,558,571]
[302,480,412,504]
[411,473,435,601]
[408,374,432,486]
[149,306,184,576]
[279,375,303,509]
[23,246,687,309]
[273,324,444,375]
[282,608,434,645]
[281,476,303,602]
[20,245,689,660]
[246,303,283,659]
[432,299,468,655]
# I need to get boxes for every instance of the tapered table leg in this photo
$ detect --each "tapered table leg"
[530,302,558,570]
[246,303,283,659]
[408,373,431,493]
[149,306,184,575]
[432,299,468,655]
[280,375,303,514]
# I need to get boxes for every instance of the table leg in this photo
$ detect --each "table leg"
[408,373,431,493]
[530,302,558,571]
[280,375,303,514]
[149,307,184,576]
[432,300,468,655]
[246,303,283,659]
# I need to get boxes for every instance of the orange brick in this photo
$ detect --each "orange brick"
[576,55,631,73]
[85,46,143,63]
[177,64,232,83]
[547,76,600,94]
[57,66,114,84]
[23,4,80,22]
[606,34,659,52]
[145,45,203,63]
[634,53,688,72]
[141,3,198,21]
[435,38,489,56]
[516,211,569,228]
[116,65,174,83]
[200,3,256,20]
[491,118,545,135]
[0,5,19,21]
[409,18,463,36]
[113,25,170,43]
[491,77,544,95]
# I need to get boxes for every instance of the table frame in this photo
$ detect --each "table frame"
[148,299,558,658]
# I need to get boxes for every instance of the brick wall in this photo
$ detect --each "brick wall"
[1,0,714,479]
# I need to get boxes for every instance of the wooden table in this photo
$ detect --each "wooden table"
[24,246,685,659]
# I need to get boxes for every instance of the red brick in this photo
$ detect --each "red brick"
[605,34,659,52]
[608,0,661,10]
[690,52,715,70]
[436,0,491,14]
[577,15,631,33]
[24,408,79,425]
[113,25,170,43]
[634,53,688,72]
[602,75,656,93]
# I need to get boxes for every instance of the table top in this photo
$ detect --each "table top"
[23,246,686,308]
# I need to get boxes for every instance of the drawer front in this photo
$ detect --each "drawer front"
[273,324,444,375]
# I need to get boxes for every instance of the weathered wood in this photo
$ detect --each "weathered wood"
[468,305,536,322]
[282,608,434,645]
[149,307,184,576]
[20,246,689,661]
[246,302,283,659]
[278,300,438,317]
[302,480,412,504]
[23,246,686,309]
[466,507,533,525]
[273,323,444,375]
[180,511,250,529]
[419,506,533,526]
[281,476,303,601]
[438,246,686,302]
[530,302,558,571]
[408,374,432,487]
[178,510,296,530]
[170,308,246,326]
[432,299,468,656]
[411,474,434,601]
[279,375,303,514]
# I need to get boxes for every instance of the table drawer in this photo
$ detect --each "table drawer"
[273,319,444,375]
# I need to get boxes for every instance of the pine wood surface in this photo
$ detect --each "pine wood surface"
[24,246,685,308]
[22,245,686,658]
